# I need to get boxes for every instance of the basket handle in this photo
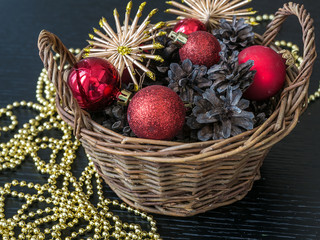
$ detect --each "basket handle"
[38,30,91,138]
[262,2,316,121]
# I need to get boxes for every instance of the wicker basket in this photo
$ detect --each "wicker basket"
[38,2,316,217]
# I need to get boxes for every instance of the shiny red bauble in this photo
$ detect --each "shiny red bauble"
[67,57,120,111]
[239,46,286,101]
[127,85,186,140]
[179,31,221,67]
[173,18,206,35]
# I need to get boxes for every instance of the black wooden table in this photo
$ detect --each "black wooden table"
[1,0,320,239]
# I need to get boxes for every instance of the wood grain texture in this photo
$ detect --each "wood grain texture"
[1,0,320,239]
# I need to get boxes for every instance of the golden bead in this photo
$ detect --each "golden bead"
[309,95,315,101]
[256,15,262,21]
[154,233,161,239]
[292,44,299,51]
[280,40,286,46]
[287,41,293,47]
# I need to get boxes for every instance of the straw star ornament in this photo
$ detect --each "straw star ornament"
[84,1,166,90]
[165,0,256,31]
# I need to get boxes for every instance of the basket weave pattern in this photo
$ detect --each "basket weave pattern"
[38,2,316,217]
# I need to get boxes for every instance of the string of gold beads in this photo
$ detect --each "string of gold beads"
[249,13,275,24]
[0,48,161,240]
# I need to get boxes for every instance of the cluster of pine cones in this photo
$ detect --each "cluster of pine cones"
[98,17,273,141]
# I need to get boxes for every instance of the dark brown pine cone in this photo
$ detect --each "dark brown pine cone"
[168,59,212,104]
[101,104,135,137]
[208,50,255,94]
[213,16,254,55]
[188,86,255,141]
[149,35,180,80]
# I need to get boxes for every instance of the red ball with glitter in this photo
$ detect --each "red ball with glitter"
[67,57,120,111]
[238,45,286,100]
[127,85,186,140]
[173,18,206,35]
[179,31,221,67]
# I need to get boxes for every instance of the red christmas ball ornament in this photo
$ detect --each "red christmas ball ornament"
[238,45,286,100]
[127,85,186,140]
[67,57,120,111]
[173,18,206,35]
[179,31,221,67]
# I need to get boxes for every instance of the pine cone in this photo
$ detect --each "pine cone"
[149,35,180,80]
[250,97,279,127]
[213,17,254,55]
[188,86,255,141]
[156,35,180,63]
[168,59,211,104]
[207,50,255,94]
[102,104,134,137]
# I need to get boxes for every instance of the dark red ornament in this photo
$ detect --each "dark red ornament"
[127,85,186,140]
[121,67,133,85]
[238,45,286,100]
[67,57,120,111]
[179,31,221,67]
[173,18,206,35]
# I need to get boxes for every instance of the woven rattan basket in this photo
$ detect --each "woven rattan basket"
[38,2,316,217]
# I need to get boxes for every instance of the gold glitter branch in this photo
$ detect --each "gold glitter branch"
[165,0,256,31]
[85,1,165,89]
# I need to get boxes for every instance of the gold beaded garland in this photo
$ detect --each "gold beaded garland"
[0,48,161,240]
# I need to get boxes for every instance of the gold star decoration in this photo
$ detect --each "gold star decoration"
[165,0,256,31]
[84,1,166,90]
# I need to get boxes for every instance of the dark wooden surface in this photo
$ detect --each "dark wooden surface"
[1,0,320,239]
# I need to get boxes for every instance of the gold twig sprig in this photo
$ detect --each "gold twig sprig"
[84,1,166,90]
[165,0,256,31]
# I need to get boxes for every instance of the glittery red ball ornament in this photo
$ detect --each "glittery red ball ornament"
[179,31,221,67]
[238,45,286,101]
[127,85,186,140]
[67,57,120,111]
[173,18,206,35]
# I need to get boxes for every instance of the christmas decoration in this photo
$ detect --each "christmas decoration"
[67,57,120,111]
[127,85,185,140]
[238,45,286,100]
[213,16,254,56]
[104,106,133,136]
[168,59,211,104]
[207,49,256,94]
[178,31,221,67]
[165,0,256,31]
[188,86,255,141]
[148,34,180,80]
[84,1,166,89]
[173,18,206,35]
